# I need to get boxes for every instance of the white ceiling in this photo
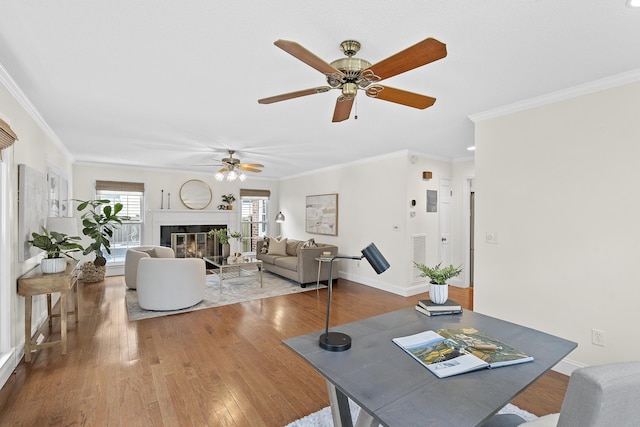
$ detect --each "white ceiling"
[1,1,639,179]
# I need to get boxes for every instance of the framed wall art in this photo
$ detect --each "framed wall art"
[305,193,338,236]
[18,164,48,261]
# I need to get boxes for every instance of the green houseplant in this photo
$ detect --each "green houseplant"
[209,228,231,258]
[76,199,129,282]
[221,193,236,210]
[28,226,83,273]
[413,262,462,304]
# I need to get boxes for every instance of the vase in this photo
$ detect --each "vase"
[429,283,449,304]
[40,258,67,274]
[222,242,230,258]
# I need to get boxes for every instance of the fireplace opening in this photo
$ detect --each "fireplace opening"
[160,224,226,258]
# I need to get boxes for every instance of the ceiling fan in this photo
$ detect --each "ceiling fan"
[258,38,447,122]
[209,150,264,181]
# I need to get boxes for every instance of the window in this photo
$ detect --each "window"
[95,180,144,264]
[240,189,270,253]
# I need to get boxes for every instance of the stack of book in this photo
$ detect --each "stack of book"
[415,299,462,316]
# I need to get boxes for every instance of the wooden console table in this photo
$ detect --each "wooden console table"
[18,260,80,362]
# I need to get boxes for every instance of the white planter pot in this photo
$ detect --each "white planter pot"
[429,283,449,304]
[41,257,67,274]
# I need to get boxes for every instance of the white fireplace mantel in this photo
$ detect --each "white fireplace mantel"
[149,209,237,245]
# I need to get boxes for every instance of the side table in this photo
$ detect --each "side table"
[18,259,80,362]
[315,257,338,289]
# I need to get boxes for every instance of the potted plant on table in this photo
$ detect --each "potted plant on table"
[209,228,231,259]
[413,262,463,304]
[76,199,129,282]
[28,227,83,274]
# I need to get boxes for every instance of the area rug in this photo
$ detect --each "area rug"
[126,271,323,321]
[285,401,536,426]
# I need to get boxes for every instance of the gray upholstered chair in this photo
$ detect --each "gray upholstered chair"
[484,361,640,427]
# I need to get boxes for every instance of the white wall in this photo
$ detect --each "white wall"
[1,73,74,386]
[473,80,640,369]
[278,150,460,296]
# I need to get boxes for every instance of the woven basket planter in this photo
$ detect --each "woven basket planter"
[81,262,106,283]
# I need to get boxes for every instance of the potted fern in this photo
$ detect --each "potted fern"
[28,227,83,273]
[413,262,462,304]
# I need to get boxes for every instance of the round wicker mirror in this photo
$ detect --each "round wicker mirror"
[179,179,212,210]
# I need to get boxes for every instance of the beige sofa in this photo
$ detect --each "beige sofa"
[256,238,338,287]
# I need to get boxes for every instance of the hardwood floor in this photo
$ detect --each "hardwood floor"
[0,276,567,426]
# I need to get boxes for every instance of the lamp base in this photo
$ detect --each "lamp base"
[319,332,352,352]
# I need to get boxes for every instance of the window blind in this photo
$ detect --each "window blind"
[0,118,18,161]
[95,180,144,193]
[240,189,270,198]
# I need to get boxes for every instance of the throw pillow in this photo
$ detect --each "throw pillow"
[140,248,156,257]
[301,238,317,248]
[286,240,302,256]
[260,237,270,254]
[267,237,288,256]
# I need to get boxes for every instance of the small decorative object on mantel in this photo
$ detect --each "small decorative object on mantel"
[221,193,236,210]
[28,226,83,274]
[413,262,462,304]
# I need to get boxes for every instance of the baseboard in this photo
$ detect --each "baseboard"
[552,358,583,376]
[0,349,18,390]
[339,271,429,296]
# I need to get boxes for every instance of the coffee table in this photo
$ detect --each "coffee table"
[204,256,263,294]
[284,307,577,427]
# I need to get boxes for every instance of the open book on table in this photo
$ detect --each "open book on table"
[392,327,533,378]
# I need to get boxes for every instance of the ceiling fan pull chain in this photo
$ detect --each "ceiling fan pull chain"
[355,96,358,120]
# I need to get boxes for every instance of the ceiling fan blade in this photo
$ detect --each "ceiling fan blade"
[218,167,229,173]
[239,163,264,168]
[258,87,332,104]
[366,38,447,81]
[274,40,343,75]
[368,86,436,109]
[332,98,354,122]
[239,166,262,173]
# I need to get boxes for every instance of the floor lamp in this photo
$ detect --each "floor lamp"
[319,242,390,352]
[275,211,285,235]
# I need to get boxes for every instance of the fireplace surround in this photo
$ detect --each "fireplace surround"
[150,209,237,256]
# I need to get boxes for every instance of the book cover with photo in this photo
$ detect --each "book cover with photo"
[392,328,533,378]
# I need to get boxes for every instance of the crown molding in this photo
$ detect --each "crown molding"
[0,62,73,161]
[469,68,640,123]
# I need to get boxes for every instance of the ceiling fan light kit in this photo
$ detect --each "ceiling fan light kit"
[211,150,263,182]
[258,37,447,122]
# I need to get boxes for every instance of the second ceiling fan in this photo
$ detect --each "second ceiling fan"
[258,37,447,122]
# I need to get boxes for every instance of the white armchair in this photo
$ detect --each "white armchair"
[125,245,175,289]
[136,258,206,311]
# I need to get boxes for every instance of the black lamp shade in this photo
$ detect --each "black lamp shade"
[361,243,390,274]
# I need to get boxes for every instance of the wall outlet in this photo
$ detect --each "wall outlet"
[592,328,605,347]
[486,232,499,244]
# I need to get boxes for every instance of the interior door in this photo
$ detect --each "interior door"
[470,191,475,286]
[439,178,452,266]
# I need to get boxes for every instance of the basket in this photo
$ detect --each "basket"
[81,262,106,283]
